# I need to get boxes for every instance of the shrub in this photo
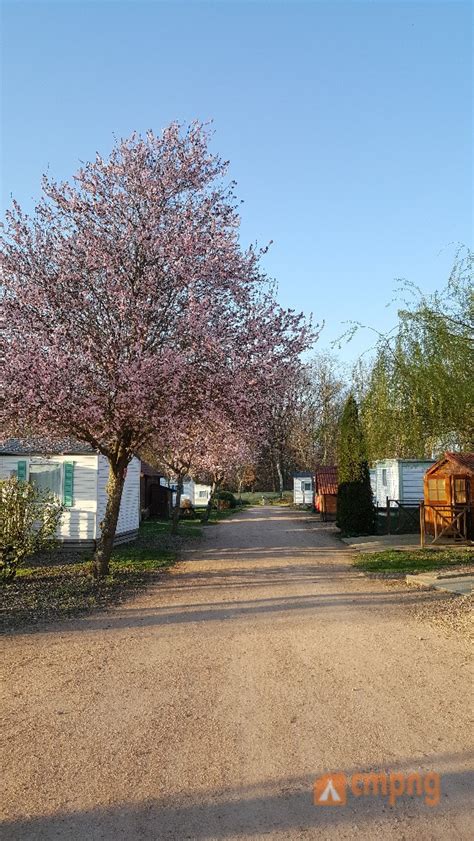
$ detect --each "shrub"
[336,394,376,535]
[0,477,64,582]
[179,498,196,519]
[212,490,236,510]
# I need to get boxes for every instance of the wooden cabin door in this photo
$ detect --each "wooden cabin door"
[452,476,471,540]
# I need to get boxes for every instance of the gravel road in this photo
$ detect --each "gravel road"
[1,506,472,840]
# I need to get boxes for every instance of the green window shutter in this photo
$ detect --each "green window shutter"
[17,460,27,481]
[63,462,74,507]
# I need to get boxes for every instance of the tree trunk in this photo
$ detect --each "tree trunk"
[202,479,217,522]
[92,460,127,578]
[276,459,284,499]
[170,476,184,535]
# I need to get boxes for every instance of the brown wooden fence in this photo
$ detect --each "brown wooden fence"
[419,503,471,547]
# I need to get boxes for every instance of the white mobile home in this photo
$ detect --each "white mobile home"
[0,438,140,549]
[293,472,314,505]
[371,458,435,507]
[160,476,211,507]
[182,479,211,507]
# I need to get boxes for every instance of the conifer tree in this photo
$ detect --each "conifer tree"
[336,394,376,535]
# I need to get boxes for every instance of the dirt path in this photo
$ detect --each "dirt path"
[1,507,472,840]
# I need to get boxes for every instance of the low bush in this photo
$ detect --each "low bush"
[179,504,197,519]
[1,477,64,582]
[212,490,237,509]
[238,491,293,505]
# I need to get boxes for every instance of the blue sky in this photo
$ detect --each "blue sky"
[1,0,472,360]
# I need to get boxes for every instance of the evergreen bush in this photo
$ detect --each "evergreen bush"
[336,394,376,535]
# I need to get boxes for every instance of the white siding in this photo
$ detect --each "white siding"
[116,457,140,534]
[293,476,313,505]
[96,455,140,539]
[374,460,399,507]
[369,469,377,501]
[181,480,194,504]
[372,459,435,506]
[193,483,211,506]
[0,455,25,480]
[162,478,211,507]
[400,461,434,502]
[182,479,211,506]
[0,453,99,542]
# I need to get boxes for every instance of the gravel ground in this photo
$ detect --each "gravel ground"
[412,590,473,639]
[1,507,472,840]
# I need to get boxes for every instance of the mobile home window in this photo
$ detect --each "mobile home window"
[303,481,312,491]
[198,490,208,498]
[381,469,387,486]
[427,478,447,502]
[29,463,62,499]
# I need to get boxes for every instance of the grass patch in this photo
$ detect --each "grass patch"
[354,548,474,575]
[139,517,203,540]
[179,507,244,524]
[206,507,243,522]
[1,518,202,632]
[238,491,293,505]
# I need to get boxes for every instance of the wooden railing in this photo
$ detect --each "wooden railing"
[419,503,471,547]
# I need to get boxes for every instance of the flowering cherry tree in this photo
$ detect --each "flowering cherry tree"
[141,419,206,535]
[1,123,313,576]
[142,318,316,529]
[195,423,257,521]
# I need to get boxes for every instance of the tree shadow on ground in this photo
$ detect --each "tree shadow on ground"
[3,753,472,840]
[18,578,451,635]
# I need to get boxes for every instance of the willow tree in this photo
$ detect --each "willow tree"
[353,249,474,460]
[306,351,348,465]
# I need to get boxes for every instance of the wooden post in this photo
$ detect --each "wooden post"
[386,496,390,535]
[420,502,425,547]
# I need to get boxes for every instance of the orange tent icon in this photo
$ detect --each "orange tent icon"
[314,773,347,806]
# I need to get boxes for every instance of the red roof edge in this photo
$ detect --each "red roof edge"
[444,451,474,472]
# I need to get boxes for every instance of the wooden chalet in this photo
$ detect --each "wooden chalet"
[314,466,338,521]
[422,452,474,543]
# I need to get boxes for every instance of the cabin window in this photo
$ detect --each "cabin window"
[303,481,312,491]
[454,479,467,504]
[29,462,62,499]
[427,478,447,502]
[382,469,387,486]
